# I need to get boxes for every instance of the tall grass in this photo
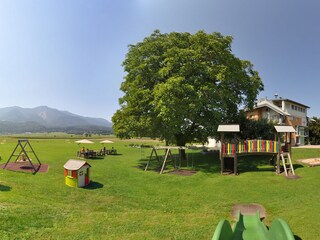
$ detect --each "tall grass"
[0,138,319,239]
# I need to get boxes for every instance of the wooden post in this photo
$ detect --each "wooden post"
[220,133,224,174]
[234,152,238,175]
[160,148,171,174]
[276,134,281,174]
[233,138,238,175]
[144,147,155,171]
[289,132,292,157]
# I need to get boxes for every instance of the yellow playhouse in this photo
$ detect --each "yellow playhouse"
[64,159,91,187]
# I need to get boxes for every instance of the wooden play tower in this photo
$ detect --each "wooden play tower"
[218,124,296,176]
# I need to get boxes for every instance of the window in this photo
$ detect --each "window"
[67,170,77,178]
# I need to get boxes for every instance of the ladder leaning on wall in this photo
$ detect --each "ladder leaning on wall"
[280,152,295,176]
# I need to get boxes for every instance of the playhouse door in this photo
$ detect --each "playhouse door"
[85,168,90,185]
[78,169,85,187]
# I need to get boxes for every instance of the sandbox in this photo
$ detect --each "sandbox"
[298,158,320,167]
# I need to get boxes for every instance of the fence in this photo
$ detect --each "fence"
[221,140,279,155]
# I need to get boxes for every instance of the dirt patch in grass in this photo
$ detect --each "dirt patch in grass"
[1,162,49,173]
[285,174,301,180]
[232,203,266,219]
[167,169,197,176]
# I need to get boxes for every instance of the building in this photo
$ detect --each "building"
[246,96,310,145]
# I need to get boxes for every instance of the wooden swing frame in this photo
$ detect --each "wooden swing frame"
[144,146,187,174]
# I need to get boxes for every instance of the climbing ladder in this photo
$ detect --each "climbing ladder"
[280,152,295,176]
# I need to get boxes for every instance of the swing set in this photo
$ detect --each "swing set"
[2,139,42,173]
[144,146,191,174]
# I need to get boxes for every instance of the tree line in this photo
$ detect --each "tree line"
[0,121,113,135]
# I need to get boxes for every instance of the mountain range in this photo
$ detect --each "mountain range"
[0,106,113,134]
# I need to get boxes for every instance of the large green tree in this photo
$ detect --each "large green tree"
[112,30,263,146]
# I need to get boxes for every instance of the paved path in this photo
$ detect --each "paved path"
[292,145,320,148]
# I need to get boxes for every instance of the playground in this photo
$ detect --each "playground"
[1,139,48,174]
[0,136,319,239]
[218,124,297,177]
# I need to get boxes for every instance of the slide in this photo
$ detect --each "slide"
[212,211,295,240]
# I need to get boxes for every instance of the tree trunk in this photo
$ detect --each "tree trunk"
[175,134,187,161]
[179,148,187,161]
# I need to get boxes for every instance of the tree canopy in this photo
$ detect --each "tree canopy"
[308,117,320,144]
[238,112,275,140]
[112,30,263,146]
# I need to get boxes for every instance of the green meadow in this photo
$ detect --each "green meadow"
[0,136,319,239]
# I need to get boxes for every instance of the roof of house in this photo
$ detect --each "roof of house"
[271,98,310,108]
[254,100,291,116]
[64,159,91,170]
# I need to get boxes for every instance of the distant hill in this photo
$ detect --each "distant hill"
[0,106,112,134]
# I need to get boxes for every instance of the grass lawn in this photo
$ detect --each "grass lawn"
[0,137,319,239]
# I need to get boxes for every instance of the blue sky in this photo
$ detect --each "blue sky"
[0,0,319,121]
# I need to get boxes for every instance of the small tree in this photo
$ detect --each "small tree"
[113,30,263,150]
[238,112,275,140]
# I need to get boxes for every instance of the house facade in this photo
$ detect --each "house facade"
[246,97,309,145]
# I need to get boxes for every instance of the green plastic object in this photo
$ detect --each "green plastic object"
[212,211,295,240]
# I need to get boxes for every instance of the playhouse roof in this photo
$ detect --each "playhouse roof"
[274,125,296,133]
[217,124,240,132]
[64,159,91,170]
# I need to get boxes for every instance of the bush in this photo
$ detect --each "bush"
[309,117,320,144]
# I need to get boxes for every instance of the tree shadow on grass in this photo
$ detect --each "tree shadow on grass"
[107,153,123,157]
[83,181,104,190]
[136,158,170,173]
[237,155,276,173]
[188,151,221,174]
[138,150,221,174]
[0,184,11,191]
[138,150,305,175]
[184,151,279,175]
[292,163,304,171]
[233,155,305,175]
[86,157,106,161]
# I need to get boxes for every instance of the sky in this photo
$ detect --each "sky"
[0,0,319,121]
